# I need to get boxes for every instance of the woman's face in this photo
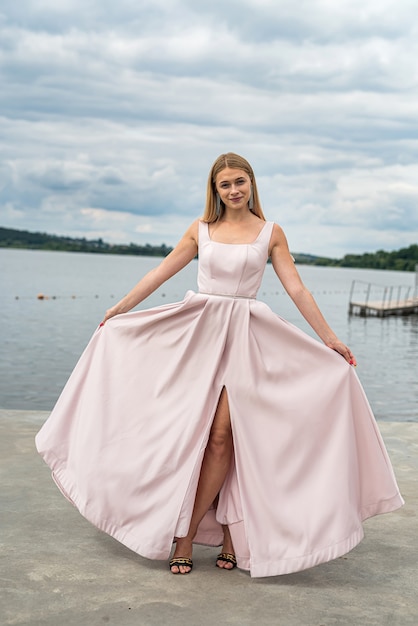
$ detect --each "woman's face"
[215,167,252,212]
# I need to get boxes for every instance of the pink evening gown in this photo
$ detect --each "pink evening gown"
[36,220,403,577]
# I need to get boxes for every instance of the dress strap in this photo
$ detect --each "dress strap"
[258,221,275,251]
[198,220,210,245]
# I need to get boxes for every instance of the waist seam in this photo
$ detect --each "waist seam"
[199,291,256,300]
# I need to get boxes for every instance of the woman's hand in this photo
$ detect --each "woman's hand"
[99,306,120,327]
[326,339,357,366]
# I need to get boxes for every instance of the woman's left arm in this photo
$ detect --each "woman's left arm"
[269,224,356,365]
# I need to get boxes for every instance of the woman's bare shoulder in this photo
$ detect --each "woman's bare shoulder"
[181,218,201,244]
[270,222,287,243]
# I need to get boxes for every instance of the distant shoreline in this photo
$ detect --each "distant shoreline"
[0,226,173,258]
[1,225,417,271]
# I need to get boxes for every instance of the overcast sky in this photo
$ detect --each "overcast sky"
[1,0,418,257]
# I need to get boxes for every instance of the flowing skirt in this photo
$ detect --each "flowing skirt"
[36,291,403,577]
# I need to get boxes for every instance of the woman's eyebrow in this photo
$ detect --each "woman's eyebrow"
[219,177,245,184]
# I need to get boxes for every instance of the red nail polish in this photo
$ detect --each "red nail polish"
[99,322,104,327]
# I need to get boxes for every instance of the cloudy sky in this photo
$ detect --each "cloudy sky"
[1,0,418,257]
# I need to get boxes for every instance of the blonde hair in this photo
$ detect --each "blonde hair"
[202,152,266,222]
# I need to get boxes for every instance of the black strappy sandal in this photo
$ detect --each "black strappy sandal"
[216,552,237,569]
[169,557,193,574]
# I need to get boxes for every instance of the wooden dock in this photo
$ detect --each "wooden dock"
[348,280,418,317]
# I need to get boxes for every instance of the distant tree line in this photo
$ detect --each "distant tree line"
[339,245,418,272]
[1,226,417,270]
[296,245,418,272]
[0,226,173,257]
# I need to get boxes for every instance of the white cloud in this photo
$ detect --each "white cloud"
[1,0,418,257]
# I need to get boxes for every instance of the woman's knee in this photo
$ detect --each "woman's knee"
[207,425,233,456]
[208,387,233,455]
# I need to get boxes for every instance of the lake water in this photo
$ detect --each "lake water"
[1,248,417,421]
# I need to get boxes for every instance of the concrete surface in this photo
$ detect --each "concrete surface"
[1,409,417,626]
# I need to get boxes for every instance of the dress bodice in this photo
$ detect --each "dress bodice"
[197,220,274,298]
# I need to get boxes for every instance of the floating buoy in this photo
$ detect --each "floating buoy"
[37,293,46,300]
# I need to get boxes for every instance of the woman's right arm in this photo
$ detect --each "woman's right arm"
[101,220,199,324]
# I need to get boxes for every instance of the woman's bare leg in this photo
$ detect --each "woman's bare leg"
[171,388,234,573]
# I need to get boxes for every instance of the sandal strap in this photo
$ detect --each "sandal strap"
[216,552,237,564]
[169,557,193,568]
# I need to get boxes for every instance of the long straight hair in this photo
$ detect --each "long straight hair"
[202,153,266,222]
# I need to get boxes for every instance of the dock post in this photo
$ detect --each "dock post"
[365,282,371,306]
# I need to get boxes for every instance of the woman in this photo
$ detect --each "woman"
[36,153,403,578]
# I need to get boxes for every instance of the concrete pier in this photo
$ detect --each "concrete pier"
[1,409,417,626]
